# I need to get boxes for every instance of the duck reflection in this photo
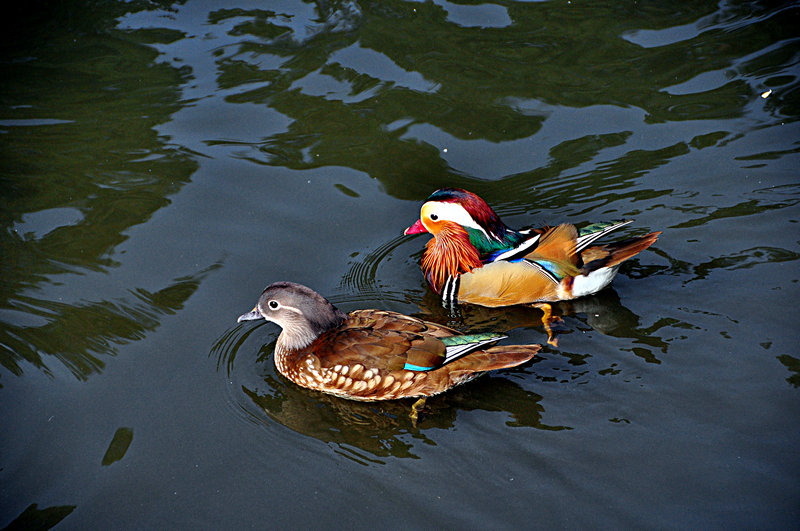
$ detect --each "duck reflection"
[422,285,661,345]
[339,235,671,361]
[212,331,567,462]
[417,286,673,365]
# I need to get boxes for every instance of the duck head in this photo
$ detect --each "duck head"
[238,281,347,351]
[403,187,509,241]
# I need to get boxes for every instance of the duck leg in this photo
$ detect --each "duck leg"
[410,397,427,425]
[533,303,561,347]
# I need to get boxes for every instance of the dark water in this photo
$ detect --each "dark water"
[1,1,798,528]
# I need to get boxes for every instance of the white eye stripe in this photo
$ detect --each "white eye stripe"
[425,202,489,238]
[279,304,304,316]
[265,300,304,316]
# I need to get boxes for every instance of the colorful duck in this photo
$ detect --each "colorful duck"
[238,282,539,421]
[404,188,661,343]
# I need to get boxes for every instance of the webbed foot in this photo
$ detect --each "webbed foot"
[534,303,562,347]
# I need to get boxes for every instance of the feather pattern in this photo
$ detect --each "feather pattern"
[238,282,540,402]
[405,188,661,306]
[575,220,634,253]
[421,221,483,293]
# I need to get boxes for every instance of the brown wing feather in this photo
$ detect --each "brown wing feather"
[437,344,539,392]
[312,311,455,374]
[528,224,579,265]
[315,327,415,370]
[447,344,540,372]
[349,309,459,337]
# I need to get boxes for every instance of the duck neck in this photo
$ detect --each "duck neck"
[274,325,330,379]
[422,223,483,293]
[276,327,318,353]
[274,308,345,357]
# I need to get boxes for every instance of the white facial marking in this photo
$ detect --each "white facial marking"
[425,202,489,238]
[273,303,304,316]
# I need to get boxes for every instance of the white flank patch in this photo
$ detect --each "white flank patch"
[572,266,620,297]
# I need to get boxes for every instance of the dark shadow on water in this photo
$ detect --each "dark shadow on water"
[1,503,75,531]
[101,427,134,467]
[777,354,800,388]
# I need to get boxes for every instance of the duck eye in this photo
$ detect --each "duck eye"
[268,300,279,310]
[430,213,438,221]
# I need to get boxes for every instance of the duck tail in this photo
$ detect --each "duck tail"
[452,344,540,372]
[581,231,661,273]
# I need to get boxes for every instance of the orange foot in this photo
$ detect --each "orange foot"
[534,303,562,347]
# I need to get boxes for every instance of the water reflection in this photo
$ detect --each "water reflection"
[243,371,564,465]
[203,0,799,200]
[670,183,800,230]
[212,326,568,463]
[0,1,204,381]
[0,0,796,525]
[0,265,219,381]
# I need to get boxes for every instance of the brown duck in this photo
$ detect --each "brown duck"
[237,282,540,420]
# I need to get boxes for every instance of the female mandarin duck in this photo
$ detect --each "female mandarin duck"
[238,282,539,420]
[404,188,661,344]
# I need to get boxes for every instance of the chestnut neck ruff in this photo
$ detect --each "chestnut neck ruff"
[422,222,483,293]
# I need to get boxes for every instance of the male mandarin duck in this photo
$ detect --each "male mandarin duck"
[404,188,661,344]
[237,281,539,421]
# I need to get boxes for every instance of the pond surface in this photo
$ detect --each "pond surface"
[1,1,798,528]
